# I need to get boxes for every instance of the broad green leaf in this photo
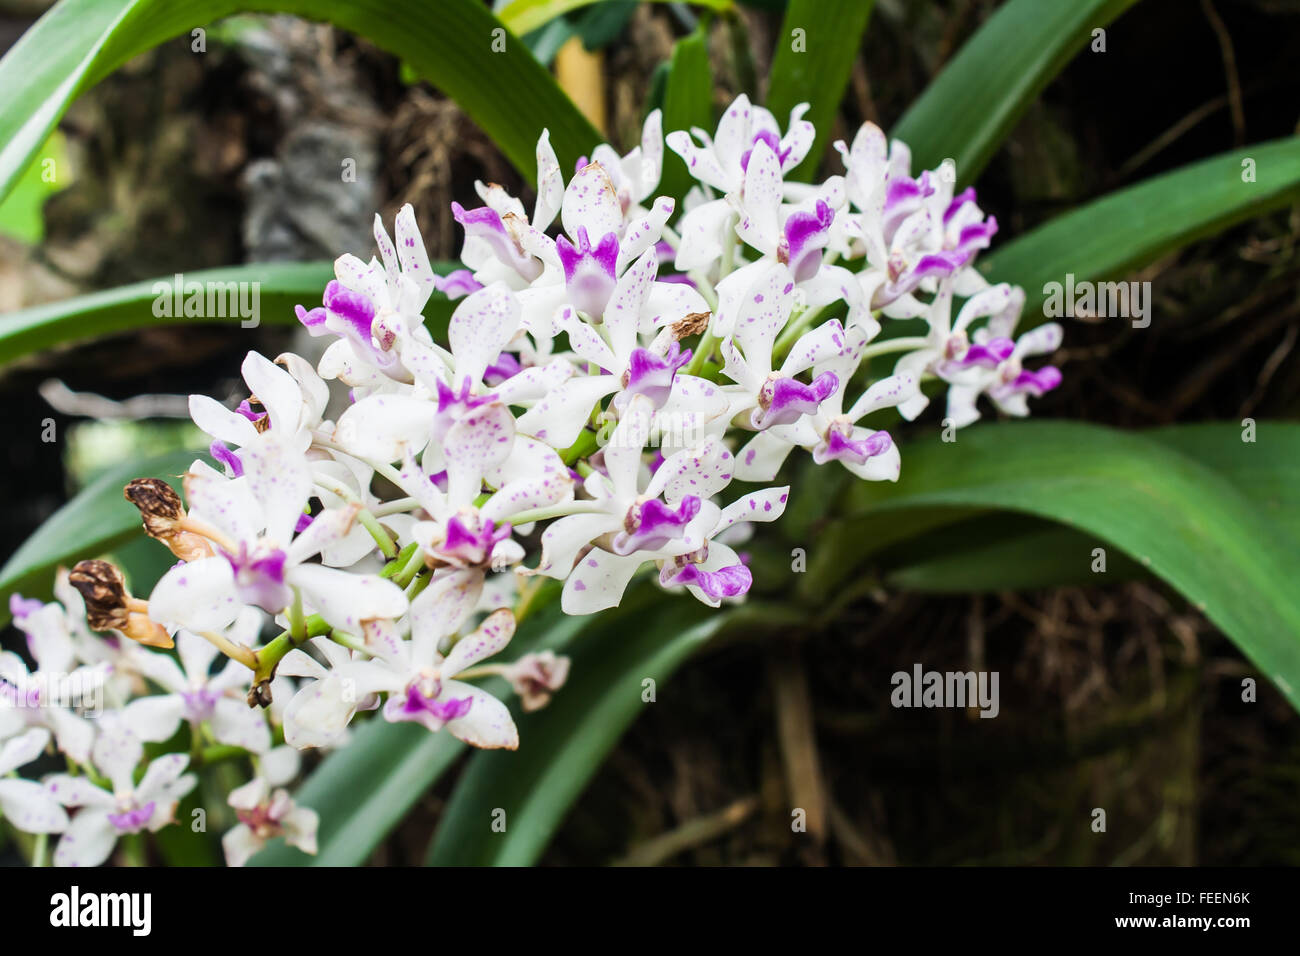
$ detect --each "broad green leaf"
[0,130,68,243]
[499,0,732,37]
[657,23,713,204]
[0,448,205,628]
[765,0,874,180]
[250,593,584,865]
[882,515,1143,592]
[0,261,458,371]
[0,262,330,369]
[874,423,1300,593]
[892,0,1139,183]
[426,597,728,866]
[842,421,1300,709]
[0,0,600,205]
[981,138,1300,323]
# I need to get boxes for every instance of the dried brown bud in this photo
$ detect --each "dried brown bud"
[671,311,711,341]
[247,681,273,709]
[68,559,172,649]
[124,477,213,561]
[69,560,128,631]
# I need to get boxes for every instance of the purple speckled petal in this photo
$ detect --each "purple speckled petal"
[108,800,156,833]
[8,594,43,621]
[209,440,244,477]
[959,337,1015,369]
[555,226,619,317]
[622,342,692,409]
[753,370,838,429]
[432,268,483,299]
[659,562,752,601]
[781,200,834,283]
[814,427,892,466]
[483,352,523,387]
[612,496,701,555]
[223,544,292,614]
[943,186,978,225]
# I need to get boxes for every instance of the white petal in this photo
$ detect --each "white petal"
[54,810,118,867]
[561,161,623,244]
[189,394,259,447]
[561,549,645,615]
[442,609,515,678]
[734,429,796,481]
[148,557,241,632]
[516,375,619,449]
[91,718,144,793]
[409,569,482,667]
[0,779,69,834]
[289,564,408,635]
[122,695,185,743]
[716,486,790,533]
[533,512,620,580]
[241,431,314,546]
[222,824,263,867]
[336,392,437,462]
[449,282,522,388]
[0,727,50,776]
[441,680,518,750]
[242,351,305,436]
[212,697,272,754]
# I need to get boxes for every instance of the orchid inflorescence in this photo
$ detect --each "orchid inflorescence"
[0,94,1061,866]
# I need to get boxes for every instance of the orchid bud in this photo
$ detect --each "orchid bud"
[69,559,173,649]
[123,478,214,562]
[503,651,571,712]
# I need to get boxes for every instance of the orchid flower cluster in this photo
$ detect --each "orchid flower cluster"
[0,94,1061,867]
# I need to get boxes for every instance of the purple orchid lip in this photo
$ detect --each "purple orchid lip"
[8,594,43,621]
[483,352,523,387]
[387,683,473,727]
[438,515,512,568]
[740,129,791,171]
[814,425,892,467]
[294,511,315,534]
[943,186,978,225]
[659,562,752,600]
[108,801,156,833]
[223,544,292,614]
[451,201,542,281]
[210,440,244,478]
[958,337,1016,369]
[556,226,620,318]
[752,370,839,430]
[431,378,500,446]
[432,268,483,300]
[781,200,834,283]
[998,365,1062,398]
[613,496,702,555]
[622,342,692,409]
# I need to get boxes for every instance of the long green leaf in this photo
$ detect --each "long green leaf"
[765,0,874,180]
[426,598,728,866]
[657,23,713,205]
[981,138,1300,323]
[843,421,1300,708]
[892,0,1139,183]
[0,261,460,371]
[877,422,1300,593]
[0,262,329,370]
[499,0,732,36]
[0,0,600,205]
[0,448,205,627]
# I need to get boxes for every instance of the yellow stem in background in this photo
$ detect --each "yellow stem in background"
[555,36,606,138]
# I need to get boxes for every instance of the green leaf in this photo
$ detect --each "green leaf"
[0,261,459,372]
[426,597,728,866]
[892,0,1139,183]
[765,0,874,180]
[250,593,587,866]
[882,515,1144,592]
[0,0,601,205]
[499,0,732,37]
[843,421,1300,709]
[657,23,714,205]
[981,138,1300,324]
[0,130,68,243]
[0,448,205,628]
